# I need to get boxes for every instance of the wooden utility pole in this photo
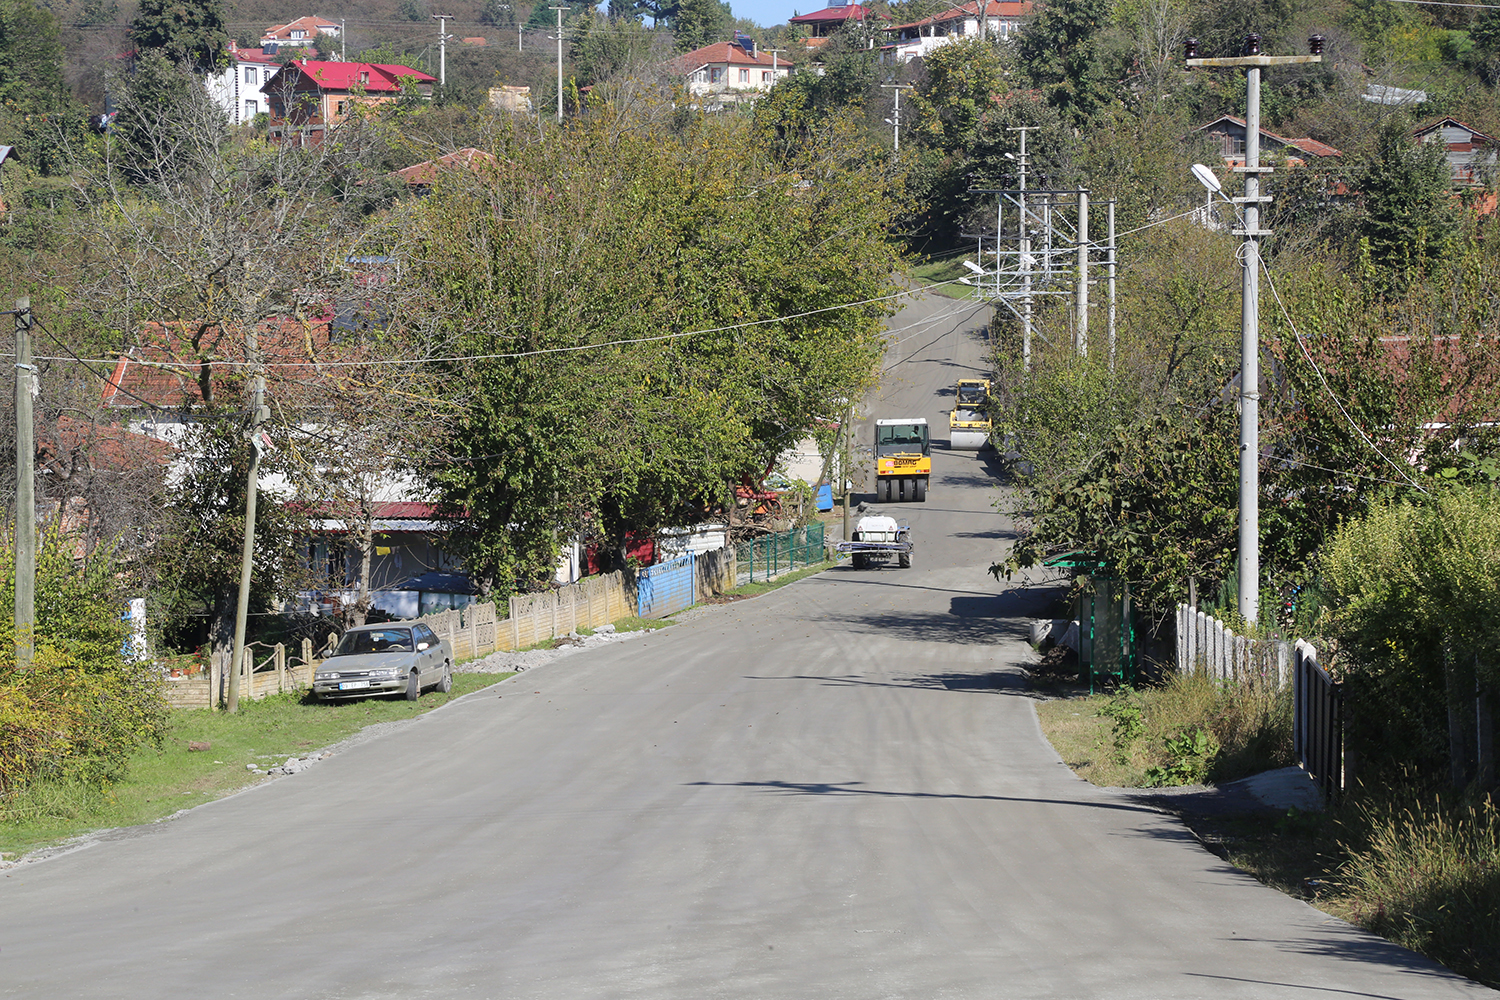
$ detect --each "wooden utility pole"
[227,331,267,713]
[14,297,33,669]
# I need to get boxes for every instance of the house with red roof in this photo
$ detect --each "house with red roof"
[789,3,883,48]
[884,0,1033,63]
[260,15,341,49]
[264,60,437,145]
[390,147,504,190]
[206,42,282,125]
[1413,117,1498,188]
[1195,116,1341,171]
[680,39,794,106]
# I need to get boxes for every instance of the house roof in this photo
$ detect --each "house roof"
[268,60,437,94]
[1413,117,1497,144]
[263,15,339,39]
[391,147,503,186]
[887,0,1032,31]
[680,41,795,68]
[39,415,176,477]
[790,3,882,23]
[227,43,281,65]
[1196,116,1341,157]
[100,315,347,411]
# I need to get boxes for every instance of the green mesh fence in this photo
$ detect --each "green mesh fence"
[734,522,827,585]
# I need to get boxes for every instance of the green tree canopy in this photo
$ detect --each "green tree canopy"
[129,0,228,71]
[403,104,902,592]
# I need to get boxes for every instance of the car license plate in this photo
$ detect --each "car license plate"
[339,680,370,690]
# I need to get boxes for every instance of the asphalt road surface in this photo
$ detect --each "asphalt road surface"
[2,291,1490,999]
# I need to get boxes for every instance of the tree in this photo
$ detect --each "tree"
[0,0,65,113]
[572,13,669,85]
[1015,0,1114,123]
[671,0,732,51]
[129,0,228,71]
[909,37,1005,151]
[404,106,902,592]
[1355,119,1457,292]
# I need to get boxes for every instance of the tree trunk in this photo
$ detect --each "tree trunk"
[350,519,373,628]
[210,583,237,708]
[1444,640,1476,789]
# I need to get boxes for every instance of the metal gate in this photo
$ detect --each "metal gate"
[1293,639,1343,801]
[637,552,696,620]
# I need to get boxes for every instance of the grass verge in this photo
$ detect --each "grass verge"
[909,257,974,299]
[0,671,513,862]
[716,560,837,600]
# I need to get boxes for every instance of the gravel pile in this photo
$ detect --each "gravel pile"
[458,623,649,675]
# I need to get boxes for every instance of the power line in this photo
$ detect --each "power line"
[33,277,973,370]
[1258,261,1429,493]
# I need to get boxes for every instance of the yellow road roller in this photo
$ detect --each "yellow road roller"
[949,378,992,451]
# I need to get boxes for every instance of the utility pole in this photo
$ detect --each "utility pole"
[340,18,346,61]
[1186,32,1323,626]
[879,83,911,151]
[432,14,454,88]
[766,47,786,87]
[227,331,268,713]
[1107,200,1117,368]
[1007,125,1034,370]
[13,298,33,670]
[1075,189,1088,356]
[841,403,853,546]
[552,5,568,122]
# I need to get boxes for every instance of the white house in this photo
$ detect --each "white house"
[205,42,281,125]
[883,0,1032,63]
[260,15,341,49]
[681,39,794,107]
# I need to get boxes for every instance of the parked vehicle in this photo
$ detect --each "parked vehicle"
[311,623,452,701]
[874,417,930,502]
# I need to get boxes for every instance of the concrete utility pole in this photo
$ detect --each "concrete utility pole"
[13,298,33,669]
[1075,188,1088,356]
[552,5,568,122]
[340,19,346,61]
[432,14,454,88]
[879,83,911,151]
[1007,125,1034,370]
[227,331,268,714]
[1186,32,1323,626]
[1107,200,1117,368]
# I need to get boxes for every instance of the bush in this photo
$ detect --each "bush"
[0,531,166,802]
[1103,672,1293,785]
[1338,795,1500,986]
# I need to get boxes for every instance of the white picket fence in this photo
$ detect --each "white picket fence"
[1175,603,1292,688]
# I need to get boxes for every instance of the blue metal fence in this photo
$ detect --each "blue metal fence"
[637,552,697,619]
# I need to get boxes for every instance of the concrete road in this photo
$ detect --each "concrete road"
[1,291,1488,999]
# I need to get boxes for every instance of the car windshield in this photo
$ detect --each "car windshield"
[876,424,929,455]
[332,628,414,656]
[957,385,986,405]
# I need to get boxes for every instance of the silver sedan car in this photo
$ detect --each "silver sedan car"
[311,622,453,701]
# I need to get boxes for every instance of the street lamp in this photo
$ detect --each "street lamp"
[1185,33,1322,626]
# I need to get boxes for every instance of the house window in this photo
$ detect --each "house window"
[709,67,724,83]
[739,68,749,83]
[245,99,257,120]
[244,66,256,83]
[359,71,370,85]
[336,100,347,115]
[763,70,771,83]
[1227,135,1246,156]
[292,29,305,38]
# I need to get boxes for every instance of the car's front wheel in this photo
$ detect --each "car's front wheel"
[405,670,421,701]
[438,662,452,694]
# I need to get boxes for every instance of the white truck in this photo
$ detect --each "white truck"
[836,514,914,569]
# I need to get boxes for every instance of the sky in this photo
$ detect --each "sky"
[734,0,815,29]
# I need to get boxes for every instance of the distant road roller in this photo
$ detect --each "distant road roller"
[873,418,929,503]
[949,378,992,451]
